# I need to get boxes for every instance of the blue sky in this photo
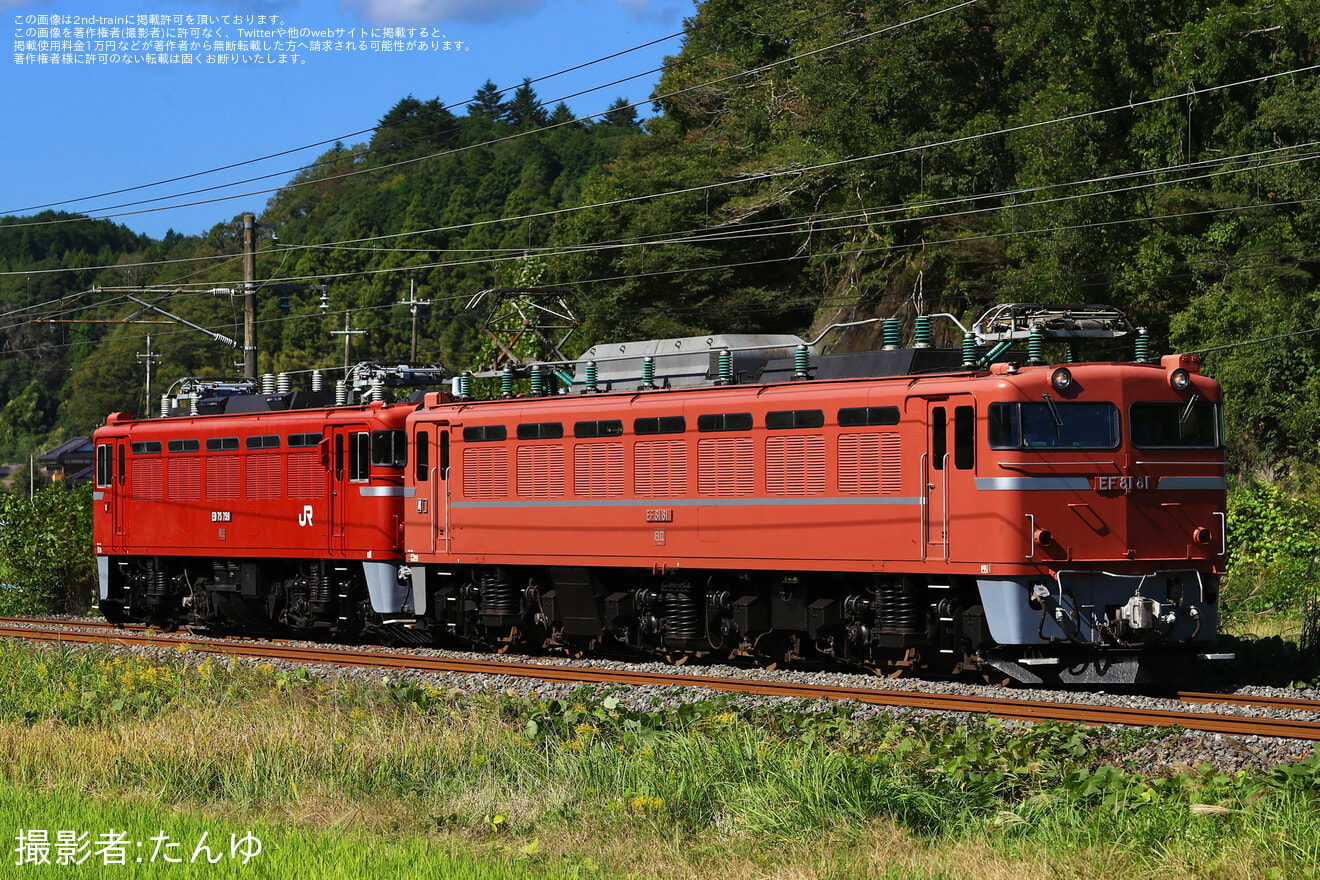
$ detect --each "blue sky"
[1,0,686,239]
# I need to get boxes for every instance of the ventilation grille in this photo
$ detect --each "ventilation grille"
[698,437,754,497]
[463,447,509,499]
[766,435,826,497]
[167,458,200,501]
[205,456,240,501]
[839,432,902,495]
[573,443,624,498]
[634,440,688,497]
[287,451,325,499]
[130,459,162,501]
[517,445,565,498]
[246,453,282,500]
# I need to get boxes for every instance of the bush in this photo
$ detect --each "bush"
[0,483,95,615]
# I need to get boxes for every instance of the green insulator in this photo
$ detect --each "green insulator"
[1134,328,1150,363]
[585,360,598,393]
[459,370,473,399]
[717,349,733,385]
[883,318,902,350]
[1066,342,1080,363]
[914,315,933,348]
[961,333,978,368]
[530,363,544,396]
[981,341,1013,366]
[793,344,811,380]
[500,365,514,398]
[642,356,656,389]
[1028,330,1045,364]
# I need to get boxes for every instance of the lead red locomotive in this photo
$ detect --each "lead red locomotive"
[93,306,1228,684]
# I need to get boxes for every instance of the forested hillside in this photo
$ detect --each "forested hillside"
[2,0,1319,478]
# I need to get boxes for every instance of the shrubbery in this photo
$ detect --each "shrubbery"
[0,483,95,615]
[1221,483,1320,623]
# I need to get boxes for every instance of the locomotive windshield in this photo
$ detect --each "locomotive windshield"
[1130,401,1221,448]
[988,401,1120,449]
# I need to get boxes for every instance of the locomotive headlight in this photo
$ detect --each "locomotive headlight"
[1050,367,1073,391]
[1170,368,1191,391]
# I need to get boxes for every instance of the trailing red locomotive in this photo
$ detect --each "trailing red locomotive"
[92,368,442,638]
[93,306,1230,684]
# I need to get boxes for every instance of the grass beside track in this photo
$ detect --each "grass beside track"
[0,641,1317,879]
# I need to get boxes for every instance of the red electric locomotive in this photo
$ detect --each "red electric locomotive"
[92,369,440,637]
[398,306,1228,684]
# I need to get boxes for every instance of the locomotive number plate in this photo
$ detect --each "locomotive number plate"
[1093,476,1151,493]
[210,511,231,522]
[645,508,673,523]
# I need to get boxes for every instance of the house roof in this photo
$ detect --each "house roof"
[37,436,92,463]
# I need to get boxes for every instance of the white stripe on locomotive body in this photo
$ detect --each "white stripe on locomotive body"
[448,495,925,510]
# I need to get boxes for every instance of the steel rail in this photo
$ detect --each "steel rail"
[1175,691,1320,712]
[3,623,1319,740]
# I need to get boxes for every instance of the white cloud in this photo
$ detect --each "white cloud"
[615,0,680,24]
[340,0,545,25]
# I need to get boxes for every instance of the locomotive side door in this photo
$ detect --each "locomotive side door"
[924,395,977,563]
[409,422,450,554]
[94,440,126,553]
[112,439,128,550]
[327,424,369,554]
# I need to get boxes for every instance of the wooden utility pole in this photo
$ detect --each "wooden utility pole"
[242,213,257,379]
[136,334,161,417]
[399,279,432,363]
[332,310,365,371]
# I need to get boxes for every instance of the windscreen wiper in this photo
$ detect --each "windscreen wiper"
[1041,393,1063,441]
[1179,393,1201,436]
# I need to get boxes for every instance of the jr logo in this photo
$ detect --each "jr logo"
[298,505,314,527]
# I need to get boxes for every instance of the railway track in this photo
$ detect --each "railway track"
[1,619,1318,740]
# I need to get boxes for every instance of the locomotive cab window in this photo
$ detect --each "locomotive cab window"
[1130,401,1222,448]
[988,402,1120,449]
[96,444,113,488]
[371,430,407,467]
[349,432,371,482]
